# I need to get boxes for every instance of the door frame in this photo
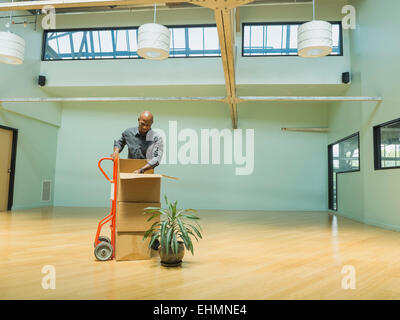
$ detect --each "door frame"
[0,125,18,211]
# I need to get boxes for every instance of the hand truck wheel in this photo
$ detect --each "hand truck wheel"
[94,235,111,247]
[94,241,113,261]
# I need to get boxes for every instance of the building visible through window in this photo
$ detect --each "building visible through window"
[328,133,360,211]
[374,118,400,169]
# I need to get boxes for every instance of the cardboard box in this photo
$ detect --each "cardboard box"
[117,177,161,202]
[116,202,161,232]
[117,159,161,202]
[115,231,151,261]
[114,159,177,261]
[118,159,154,174]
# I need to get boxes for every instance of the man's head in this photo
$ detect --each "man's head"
[138,111,154,136]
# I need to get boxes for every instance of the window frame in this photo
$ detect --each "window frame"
[373,117,400,171]
[41,24,221,61]
[241,21,343,58]
[328,132,360,211]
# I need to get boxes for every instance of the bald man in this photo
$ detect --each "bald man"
[112,111,164,174]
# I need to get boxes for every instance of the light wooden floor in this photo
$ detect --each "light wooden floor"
[1,207,400,300]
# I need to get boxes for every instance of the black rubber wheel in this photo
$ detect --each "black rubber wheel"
[94,236,111,247]
[94,241,113,261]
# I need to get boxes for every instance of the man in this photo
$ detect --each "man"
[112,111,163,250]
[111,111,164,173]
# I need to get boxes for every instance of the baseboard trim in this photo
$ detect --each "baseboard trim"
[329,210,400,233]
[12,203,53,210]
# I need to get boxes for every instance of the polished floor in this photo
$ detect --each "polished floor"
[0,207,400,300]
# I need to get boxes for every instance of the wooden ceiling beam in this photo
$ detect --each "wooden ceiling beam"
[191,0,254,10]
[215,8,238,129]
[235,7,240,33]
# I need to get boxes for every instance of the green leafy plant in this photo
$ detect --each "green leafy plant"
[143,195,202,255]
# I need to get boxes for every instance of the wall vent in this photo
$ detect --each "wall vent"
[41,180,51,202]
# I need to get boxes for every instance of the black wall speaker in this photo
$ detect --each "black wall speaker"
[342,72,351,84]
[38,75,46,87]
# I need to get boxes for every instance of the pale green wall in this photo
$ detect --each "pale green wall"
[40,8,224,89]
[54,101,328,210]
[0,111,58,210]
[40,2,350,89]
[337,172,363,221]
[40,3,339,210]
[328,0,400,231]
[0,22,62,126]
[238,1,351,86]
[0,22,60,209]
[1,2,352,211]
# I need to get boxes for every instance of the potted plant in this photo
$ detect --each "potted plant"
[143,196,202,267]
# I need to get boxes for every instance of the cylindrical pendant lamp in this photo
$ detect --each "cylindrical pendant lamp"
[137,23,170,60]
[0,31,25,65]
[0,0,25,64]
[297,0,332,58]
[297,20,332,58]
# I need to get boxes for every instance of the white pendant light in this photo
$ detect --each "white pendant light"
[0,1,25,65]
[0,31,25,64]
[137,4,170,60]
[297,0,332,58]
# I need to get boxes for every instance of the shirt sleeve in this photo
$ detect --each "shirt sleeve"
[147,136,164,168]
[114,131,127,152]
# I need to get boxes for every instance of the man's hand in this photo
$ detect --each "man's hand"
[110,150,119,160]
[133,168,144,174]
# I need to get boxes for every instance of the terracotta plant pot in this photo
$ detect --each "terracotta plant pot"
[159,241,185,267]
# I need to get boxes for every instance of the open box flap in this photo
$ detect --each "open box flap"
[120,173,179,180]
[120,173,162,180]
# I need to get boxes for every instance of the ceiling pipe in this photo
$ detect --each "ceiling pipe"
[239,96,383,102]
[0,96,383,103]
[0,96,227,102]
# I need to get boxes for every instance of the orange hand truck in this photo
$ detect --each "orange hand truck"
[94,154,118,261]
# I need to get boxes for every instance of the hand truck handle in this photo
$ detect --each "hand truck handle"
[98,157,115,182]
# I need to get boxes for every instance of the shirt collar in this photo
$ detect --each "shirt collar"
[133,127,142,136]
[134,126,151,138]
